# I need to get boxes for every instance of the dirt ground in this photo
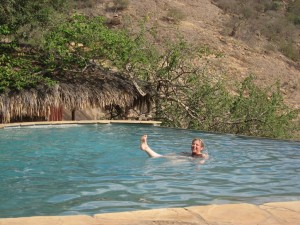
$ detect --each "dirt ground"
[87,0,299,109]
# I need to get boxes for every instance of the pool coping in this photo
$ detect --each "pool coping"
[0,201,299,225]
[0,120,162,129]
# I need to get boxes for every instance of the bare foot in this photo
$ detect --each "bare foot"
[139,134,162,158]
[140,134,149,151]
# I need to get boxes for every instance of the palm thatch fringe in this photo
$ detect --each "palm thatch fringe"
[0,70,153,123]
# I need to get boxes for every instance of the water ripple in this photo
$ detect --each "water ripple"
[0,124,299,218]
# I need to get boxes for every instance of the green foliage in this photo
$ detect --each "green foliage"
[149,40,228,127]
[0,24,11,35]
[151,40,299,139]
[158,72,298,139]
[0,13,156,92]
[0,44,55,92]
[228,76,298,138]
[43,14,157,76]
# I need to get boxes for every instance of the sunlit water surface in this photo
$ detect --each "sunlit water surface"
[0,124,299,218]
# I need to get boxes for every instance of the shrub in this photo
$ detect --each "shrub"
[166,7,186,23]
[147,38,299,139]
[228,76,298,138]
[72,0,102,9]
[268,1,281,11]
[0,0,68,42]
[280,41,300,62]
[157,69,299,139]
[106,0,130,11]
[0,44,55,92]
[287,0,300,25]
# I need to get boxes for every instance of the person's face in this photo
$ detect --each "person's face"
[191,140,203,155]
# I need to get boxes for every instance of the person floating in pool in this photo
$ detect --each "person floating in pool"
[140,134,209,160]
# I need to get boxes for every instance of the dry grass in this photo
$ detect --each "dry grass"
[0,69,151,123]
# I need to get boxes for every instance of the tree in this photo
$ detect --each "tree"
[142,39,299,139]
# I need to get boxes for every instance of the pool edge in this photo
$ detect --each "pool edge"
[0,120,162,128]
[0,201,299,225]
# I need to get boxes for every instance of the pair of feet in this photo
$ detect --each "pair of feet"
[140,134,149,151]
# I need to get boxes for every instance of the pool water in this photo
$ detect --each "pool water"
[0,124,299,218]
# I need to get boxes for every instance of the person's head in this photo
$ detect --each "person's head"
[191,138,204,155]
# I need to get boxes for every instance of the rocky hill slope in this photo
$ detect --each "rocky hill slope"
[86,0,299,110]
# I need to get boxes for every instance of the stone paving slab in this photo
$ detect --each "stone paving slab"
[94,208,208,225]
[0,215,97,225]
[259,201,300,225]
[186,203,282,225]
[0,201,299,225]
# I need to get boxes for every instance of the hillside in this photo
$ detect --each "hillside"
[82,0,299,110]
[1,0,299,139]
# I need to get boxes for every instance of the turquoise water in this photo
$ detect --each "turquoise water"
[0,124,299,218]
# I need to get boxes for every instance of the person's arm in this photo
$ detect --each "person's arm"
[140,135,163,158]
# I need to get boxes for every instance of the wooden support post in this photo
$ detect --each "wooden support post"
[71,109,76,121]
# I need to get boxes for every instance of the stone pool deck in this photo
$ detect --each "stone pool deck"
[0,201,299,225]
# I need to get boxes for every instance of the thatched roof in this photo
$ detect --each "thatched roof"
[0,68,153,123]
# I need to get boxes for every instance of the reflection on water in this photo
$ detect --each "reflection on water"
[0,124,299,218]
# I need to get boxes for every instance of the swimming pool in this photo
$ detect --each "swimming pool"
[0,124,299,218]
